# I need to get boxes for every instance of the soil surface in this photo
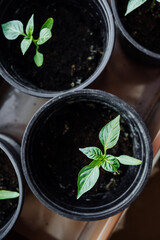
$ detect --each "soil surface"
[30,101,139,207]
[0,149,18,228]
[118,0,160,53]
[2,0,105,91]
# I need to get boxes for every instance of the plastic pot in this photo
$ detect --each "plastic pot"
[111,0,160,65]
[0,134,24,239]
[21,89,152,221]
[0,0,114,98]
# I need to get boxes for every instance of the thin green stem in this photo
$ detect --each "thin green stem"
[21,33,27,37]
[33,38,39,51]
[97,160,102,168]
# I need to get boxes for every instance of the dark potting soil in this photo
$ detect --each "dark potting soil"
[0,149,19,228]
[118,0,160,53]
[3,0,105,91]
[30,101,139,207]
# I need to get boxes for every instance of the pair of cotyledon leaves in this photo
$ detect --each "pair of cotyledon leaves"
[1,15,54,67]
[125,0,160,15]
[77,115,142,199]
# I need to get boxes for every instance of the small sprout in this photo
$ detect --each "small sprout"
[70,82,75,87]
[77,115,142,199]
[125,0,160,16]
[0,190,19,200]
[1,14,54,67]
[76,78,82,85]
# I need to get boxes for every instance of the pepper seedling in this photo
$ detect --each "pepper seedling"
[0,190,19,200]
[77,115,142,199]
[125,0,160,15]
[1,14,54,67]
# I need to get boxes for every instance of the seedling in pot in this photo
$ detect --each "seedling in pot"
[0,190,19,200]
[125,0,160,15]
[77,115,142,199]
[1,14,54,67]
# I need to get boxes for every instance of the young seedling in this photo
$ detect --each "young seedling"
[0,190,19,200]
[125,0,160,15]
[77,115,142,199]
[1,14,54,67]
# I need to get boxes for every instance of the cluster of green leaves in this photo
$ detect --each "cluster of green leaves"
[125,0,160,15]
[77,115,142,199]
[0,190,19,200]
[1,14,54,67]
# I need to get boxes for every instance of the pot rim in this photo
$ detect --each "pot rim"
[0,0,115,98]
[0,134,24,239]
[21,89,153,221]
[111,0,160,60]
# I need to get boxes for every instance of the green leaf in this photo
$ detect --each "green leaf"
[77,164,100,199]
[101,155,120,172]
[1,20,24,40]
[34,50,44,67]
[26,14,34,36]
[20,37,32,55]
[89,160,101,167]
[0,190,19,200]
[99,115,120,152]
[79,147,103,161]
[117,155,142,165]
[37,28,52,45]
[41,18,54,31]
[125,0,147,15]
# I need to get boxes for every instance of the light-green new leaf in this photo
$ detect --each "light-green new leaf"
[77,164,100,199]
[79,147,103,161]
[0,190,19,200]
[26,14,34,36]
[20,37,32,55]
[41,18,54,31]
[34,50,44,67]
[99,115,120,152]
[125,0,147,15]
[117,155,142,165]
[1,20,24,40]
[101,155,120,173]
[37,28,52,45]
